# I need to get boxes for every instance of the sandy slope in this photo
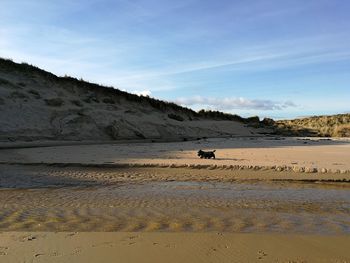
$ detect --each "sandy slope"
[0,232,349,263]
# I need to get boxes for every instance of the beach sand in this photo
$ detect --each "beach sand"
[0,137,349,262]
[1,137,349,177]
[0,232,349,263]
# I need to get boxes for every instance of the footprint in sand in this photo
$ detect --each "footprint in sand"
[91,242,115,248]
[121,235,139,242]
[70,247,82,255]
[0,246,9,256]
[65,232,77,237]
[18,235,37,242]
[50,251,62,257]
[165,244,176,249]
[257,250,267,259]
[121,236,139,246]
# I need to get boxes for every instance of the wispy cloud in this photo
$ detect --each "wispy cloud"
[174,96,297,111]
[0,0,349,118]
[103,33,350,85]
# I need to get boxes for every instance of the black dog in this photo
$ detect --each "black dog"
[197,150,216,159]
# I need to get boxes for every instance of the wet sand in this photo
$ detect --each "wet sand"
[0,165,349,234]
[0,137,350,262]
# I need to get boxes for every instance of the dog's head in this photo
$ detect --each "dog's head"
[197,150,204,156]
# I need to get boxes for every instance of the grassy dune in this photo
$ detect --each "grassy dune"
[274,114,350,137]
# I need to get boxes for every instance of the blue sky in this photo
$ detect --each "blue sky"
[1,0,349,119]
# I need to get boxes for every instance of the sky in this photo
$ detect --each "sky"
[0,0,349,119]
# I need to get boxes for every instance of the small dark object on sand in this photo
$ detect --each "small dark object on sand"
[197,150,216,159]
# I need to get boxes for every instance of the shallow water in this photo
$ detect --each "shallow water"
[0,180,349,233]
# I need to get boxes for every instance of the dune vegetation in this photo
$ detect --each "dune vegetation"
[272,114,350,137]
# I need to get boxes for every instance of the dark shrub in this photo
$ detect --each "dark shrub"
[77,109,85,116]
[28,89,41,99]
[261,118,274,126]
[134,130,146,139]
[197,109,245,122]
[10,91,28,99]
[45,98,64,107]
[105,123,118,139]
[168,113,184,121]
[83,95,99,103]
[245,116,260,123]
[71,100,83,107]
[0,78,11,85]
[102,97,115,104]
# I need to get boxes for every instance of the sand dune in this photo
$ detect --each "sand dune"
[0,58,268,143]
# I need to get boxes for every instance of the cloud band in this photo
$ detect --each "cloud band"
[173,96,296,111]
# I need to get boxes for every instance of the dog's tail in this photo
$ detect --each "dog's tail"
[213,150,216,152]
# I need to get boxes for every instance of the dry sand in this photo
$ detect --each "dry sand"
[1,137,349,178]
[0,232,349,263]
